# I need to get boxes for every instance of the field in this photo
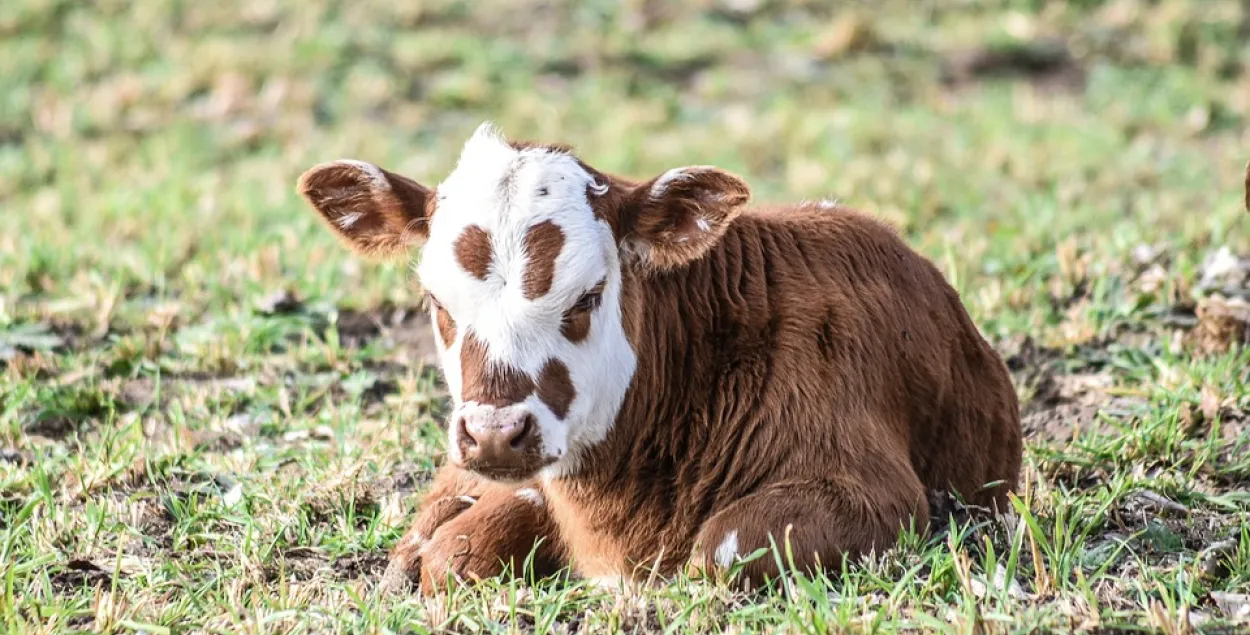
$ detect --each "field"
[3,0,1250,632]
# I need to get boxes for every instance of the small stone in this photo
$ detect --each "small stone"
[1211,592,1250,619]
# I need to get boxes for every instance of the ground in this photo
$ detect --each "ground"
[2,0,1250,632]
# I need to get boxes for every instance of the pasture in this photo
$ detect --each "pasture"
[3,0,1249,632]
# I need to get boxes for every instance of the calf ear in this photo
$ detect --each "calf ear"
[620,166,750,272]
[296,160,433,259]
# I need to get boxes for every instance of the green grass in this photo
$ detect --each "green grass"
[3,0,1250,632]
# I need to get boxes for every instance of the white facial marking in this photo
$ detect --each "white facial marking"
[515,488,544,506]
[714,531,739,568]
[416,122,638,478]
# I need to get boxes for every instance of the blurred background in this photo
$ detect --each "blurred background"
[4,0,1248,336]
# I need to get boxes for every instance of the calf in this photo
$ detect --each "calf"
[296,123,1022,592]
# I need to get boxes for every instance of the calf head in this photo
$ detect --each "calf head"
[297,123,749,481]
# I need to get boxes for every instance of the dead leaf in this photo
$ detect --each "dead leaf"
[1190,295,1250,355]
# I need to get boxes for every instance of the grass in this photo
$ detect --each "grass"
[2,0,1250,632]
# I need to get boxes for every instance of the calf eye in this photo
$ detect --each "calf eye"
[571,290,601,314]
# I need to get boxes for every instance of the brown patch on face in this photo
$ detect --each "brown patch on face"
[522,221,565,300]
[455,225,493,280]
[460,332,535,407]
[435,305,457,348]
[536,359,575,419]
[560,279,606,343]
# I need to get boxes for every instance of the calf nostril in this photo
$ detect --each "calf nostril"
[456,417,477,448]
[509,415,534,450]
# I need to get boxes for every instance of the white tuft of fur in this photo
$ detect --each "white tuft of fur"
[516,488,544,506]
[337,212,363,229]
[714,531,739,568]
[649,167,689,198]
[649,165,719,199]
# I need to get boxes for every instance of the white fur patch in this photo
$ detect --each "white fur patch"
[818,199,838,209]
[650,167,689,198]
[695,218,711,232]
[649,165,718,199]
[515,488,544,506]
[714,531,739,568]
[337,211,363,229]
[457,495,478,505]
[584,575,627,591]
[397,532,424,551]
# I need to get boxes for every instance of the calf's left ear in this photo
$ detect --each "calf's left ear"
[620,166,750,272]
[297,160,434,259]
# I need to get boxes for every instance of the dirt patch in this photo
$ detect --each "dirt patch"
[334,302,439,367]
[999,336,1143,445]
[372,461,434,496]
[941,38,1085,92]
[333,550,389,580]
[48,559,113,594]
[114,373,258,411]
[19,384,117,440]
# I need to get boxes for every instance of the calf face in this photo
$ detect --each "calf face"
[298,123,749,481]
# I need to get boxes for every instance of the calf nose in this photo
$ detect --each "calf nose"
[457,409,534,465]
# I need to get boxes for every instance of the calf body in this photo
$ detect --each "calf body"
[297,124,1022,591]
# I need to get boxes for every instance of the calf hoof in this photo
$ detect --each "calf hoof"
[377,495,478,595]
[418,529,508,594]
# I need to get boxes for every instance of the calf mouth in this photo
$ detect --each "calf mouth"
[458,454,558,483]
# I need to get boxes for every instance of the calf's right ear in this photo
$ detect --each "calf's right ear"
[296,160,433,259]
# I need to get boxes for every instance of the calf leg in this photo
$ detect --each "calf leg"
[688,474,927,589]
[380,466,565,594]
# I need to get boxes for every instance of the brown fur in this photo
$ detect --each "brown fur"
[521,220,566,300]
[297,161,433,259]
[560,279,605,343]
[459,331,534,406]
[380,467,565,595]
[454,225,493,280]
[434,303,456,348]
[542,202,1020,584]
[297,144,1022,593]
[536,359,576,419]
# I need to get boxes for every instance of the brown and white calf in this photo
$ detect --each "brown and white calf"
[296,123,1023,592]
